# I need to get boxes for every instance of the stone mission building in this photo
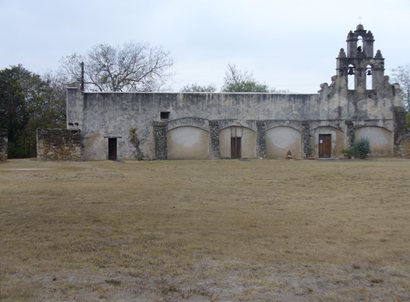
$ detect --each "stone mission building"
[37,24,406,160]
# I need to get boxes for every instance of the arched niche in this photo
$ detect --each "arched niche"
[265,126,301,159]
[357,35,363,52]
[219,126,256,159]
[348,64,355,90]
[354,126,393,156]
[313,126,344,158]
[366,65,373,90]
[167,126,210,159]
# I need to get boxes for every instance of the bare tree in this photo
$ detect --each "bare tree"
[42,72,68,122]
[224,64,251,85]
[61,42,173,92]
[222,64,269,92]
[391,64,410,111]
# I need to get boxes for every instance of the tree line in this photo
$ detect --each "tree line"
[0,66,66,157]
[1,42,409,158]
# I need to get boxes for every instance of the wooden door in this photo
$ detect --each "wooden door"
[108,138,117,160]
[319,134,331,158]
[231,137,241,159]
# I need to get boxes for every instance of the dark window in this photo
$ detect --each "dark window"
[160,112,170,120]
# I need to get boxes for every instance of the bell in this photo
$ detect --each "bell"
[347,66,355,75]
[366,69,372,76]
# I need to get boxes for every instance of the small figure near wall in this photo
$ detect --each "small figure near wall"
[286,150,293,160]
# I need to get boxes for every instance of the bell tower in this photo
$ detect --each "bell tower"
[336,24,384,93]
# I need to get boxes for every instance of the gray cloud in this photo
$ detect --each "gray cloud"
[1,0,409,92]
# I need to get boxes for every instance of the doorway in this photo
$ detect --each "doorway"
[318,134,331,158]
[231,137,241,159]
[108,138,117,160]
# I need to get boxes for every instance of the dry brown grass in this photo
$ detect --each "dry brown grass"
[1,158,410,301]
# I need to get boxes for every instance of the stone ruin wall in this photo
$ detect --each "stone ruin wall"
[0,129,7,161]
[36,128,82,160]
[397,130,410,158]
[67,89,400,160]
[392,107,410,158]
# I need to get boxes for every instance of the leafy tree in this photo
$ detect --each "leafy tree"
[0,66,30,157]
[61,42,173,92]
[21,73,66,156]
[222,64,269,92]
[0,65,66,158]
[391,64,410,111]
[181,83,216,92]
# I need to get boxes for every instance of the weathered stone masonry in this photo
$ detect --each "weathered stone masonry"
[39,24,406,161]
[36,128,82,160]
[153,122,167,160]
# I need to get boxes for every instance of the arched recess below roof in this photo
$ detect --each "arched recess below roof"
[219,126,257,159]
[167,126,210,159]
[355,126,393,156]
[313,126,345,158]
[265,126,302,159]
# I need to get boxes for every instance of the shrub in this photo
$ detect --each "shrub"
[351,138,370,159]
[341,148,352,158]
[8,142,32,159]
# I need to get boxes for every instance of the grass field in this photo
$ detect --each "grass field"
[1,158,410,301]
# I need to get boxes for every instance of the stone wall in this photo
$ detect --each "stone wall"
[80,92,391,160]
[66,88,399,160]
[69,91,323,160]
[397,130,410,158]
[0,129,7,161]
[36,128,82,160]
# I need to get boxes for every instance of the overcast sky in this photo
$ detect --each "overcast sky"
[1,0,409,93]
